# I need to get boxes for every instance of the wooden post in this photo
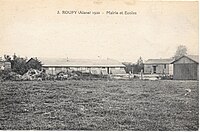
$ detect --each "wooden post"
[140,69,143,80]
[131,66,133,74]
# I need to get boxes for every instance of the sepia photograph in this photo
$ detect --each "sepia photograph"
[0,0,199,131]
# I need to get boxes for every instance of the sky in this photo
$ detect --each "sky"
[0,0,198,62]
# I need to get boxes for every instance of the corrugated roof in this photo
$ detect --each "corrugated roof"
[39,58,125,67]
[144,58,174,64]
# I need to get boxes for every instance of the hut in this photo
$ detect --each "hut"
[26,57,42,70]
[144,58,174,75]
[0,61,11,70]
[171,55,199,80]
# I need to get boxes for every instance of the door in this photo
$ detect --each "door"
[153,66,156,73]
[107,67,110,74]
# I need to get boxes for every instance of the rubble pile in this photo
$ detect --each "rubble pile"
[141,74,161,80]
[21,69,49,81]
[56,72,69,80]
[56,71,80,80]
[101,69,108,76]
[1,68,170,81]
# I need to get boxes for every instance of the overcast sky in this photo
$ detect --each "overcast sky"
[0,0,198,62]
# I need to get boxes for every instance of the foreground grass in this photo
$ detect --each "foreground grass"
[0,80,198,130]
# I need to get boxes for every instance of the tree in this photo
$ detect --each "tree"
[3,54,43,75]
[174,45,187,59]
[136,56,144,73]
[11,56,28,75]
[122,57,144,74]
[4,54,28,75]
[122,62,134,73]
[137,56,143,66]
[4,55,12,62]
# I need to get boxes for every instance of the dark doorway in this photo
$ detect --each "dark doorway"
[153,66,156,73]
[107,67,110,74]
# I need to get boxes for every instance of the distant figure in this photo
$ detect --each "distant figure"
[129,71,131,79]
[140,69,143,80]
[1,66,4,70]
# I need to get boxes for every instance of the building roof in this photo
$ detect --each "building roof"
[39,58,125,67]
[187,55,199,63]
[144,58,174,64]
[171,55,199,64]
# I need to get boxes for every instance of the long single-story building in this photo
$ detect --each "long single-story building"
[144,58,174,75]
[171,55,199,80]
[39,58,126,75]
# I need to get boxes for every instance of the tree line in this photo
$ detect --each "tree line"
[123,56,144,74]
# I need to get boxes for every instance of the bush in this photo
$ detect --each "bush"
[0,69,11,80]
[0,70,22,81]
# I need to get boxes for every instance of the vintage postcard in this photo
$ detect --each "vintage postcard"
[0,0,199,131]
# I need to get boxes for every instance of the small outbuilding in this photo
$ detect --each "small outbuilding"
[144,58,174,75]
[171,55,199,80]
[0,61,11,70]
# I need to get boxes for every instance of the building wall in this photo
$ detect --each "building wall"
[4,62,11,70]
[169,64,173,75]
[0,61,11,70]
[173,57,198,80]
[43,66,125,75]
[43,67,54,75]
[0,62,4,70]
[144,64,170,74]
[43,67,70,75]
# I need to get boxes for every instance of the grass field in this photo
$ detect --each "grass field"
[0,80,198,130]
